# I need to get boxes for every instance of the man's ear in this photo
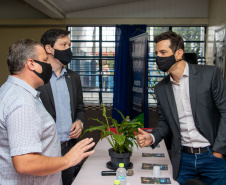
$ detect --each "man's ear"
[176,49,184,60]
[45,44,53,54]
[26,59,36,71]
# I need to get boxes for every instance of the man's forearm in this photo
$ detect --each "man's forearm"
[12,153,69,176]
[13,138,95,176]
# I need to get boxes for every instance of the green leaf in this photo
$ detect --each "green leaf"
[105,136,115,149]
[82,105,141,153]
[102,104,109,128]
[115,108,125,120]
[121,116,130,125]
[111,118,119,133]
[118,146,124,154]
[100,131,114,139]
[131,113,144,127]
[88,118,108,127]
[126,138,133,147]
[134,140,138,148]
[80,125,106,137]
[102,104,106,117]
[124,144,132,152]
[113,134,126,146]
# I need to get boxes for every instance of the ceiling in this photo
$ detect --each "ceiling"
[24,0,143,19]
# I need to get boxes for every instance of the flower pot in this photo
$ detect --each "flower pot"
[106,148,133,170]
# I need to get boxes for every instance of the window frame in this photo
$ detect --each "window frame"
[68,26,206,106]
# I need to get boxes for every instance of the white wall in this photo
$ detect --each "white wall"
[67,0,208,18]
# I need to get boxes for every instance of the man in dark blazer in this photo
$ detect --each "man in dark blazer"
[137,31,226,185]
[37,29,85,185]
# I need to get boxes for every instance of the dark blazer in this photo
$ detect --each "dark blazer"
[37,69,85,127]
[151,63,226,179]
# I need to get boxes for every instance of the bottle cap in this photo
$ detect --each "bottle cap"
[114,180,120,184]
[119,163,124,168]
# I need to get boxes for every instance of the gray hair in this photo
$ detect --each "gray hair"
[7,39,43,75]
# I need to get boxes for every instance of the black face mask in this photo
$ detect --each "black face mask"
[33,60,52,84]
[54,48,72,65]
[156,55,177,72]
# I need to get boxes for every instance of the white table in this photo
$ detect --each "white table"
[72,138,179,185]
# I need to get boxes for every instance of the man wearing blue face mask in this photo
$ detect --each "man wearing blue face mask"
[37,29,85,185]
[136,31,226,185]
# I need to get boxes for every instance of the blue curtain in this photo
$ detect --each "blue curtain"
[113,25,148,126]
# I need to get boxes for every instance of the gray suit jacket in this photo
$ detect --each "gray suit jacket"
[37,68,85,127]
[151,63,226,179]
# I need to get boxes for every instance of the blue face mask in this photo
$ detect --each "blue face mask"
[33,60,52,84]
[156,55,177,72]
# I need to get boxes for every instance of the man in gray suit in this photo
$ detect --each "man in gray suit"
[37,29,85,185]
[137,31,226,185]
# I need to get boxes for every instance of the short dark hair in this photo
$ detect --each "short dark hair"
[41,29,70,48]
[7,39,42,75]
[154,31,184,53]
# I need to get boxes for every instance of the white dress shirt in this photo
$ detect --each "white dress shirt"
[170,62,210,148]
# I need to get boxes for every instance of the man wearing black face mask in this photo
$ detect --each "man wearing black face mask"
[0,39,95,185]
[37,29,85,185]
[136,31,226,185]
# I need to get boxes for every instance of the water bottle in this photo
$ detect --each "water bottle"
[114,180,120,185]
[116,163,126,185]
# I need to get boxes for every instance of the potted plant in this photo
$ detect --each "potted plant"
[81,104,143,170]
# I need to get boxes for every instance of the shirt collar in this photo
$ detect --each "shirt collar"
[7,75,40,98]
[170,62,189,83]
[62,67,67,75]
[52,67,67,77]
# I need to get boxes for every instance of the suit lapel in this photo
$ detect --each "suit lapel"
[188,63,197,119]
[165,80,180,130]
[45,82,55,111]
[65,71,75,121]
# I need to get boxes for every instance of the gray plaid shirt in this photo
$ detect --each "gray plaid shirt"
[0,76,61,185]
